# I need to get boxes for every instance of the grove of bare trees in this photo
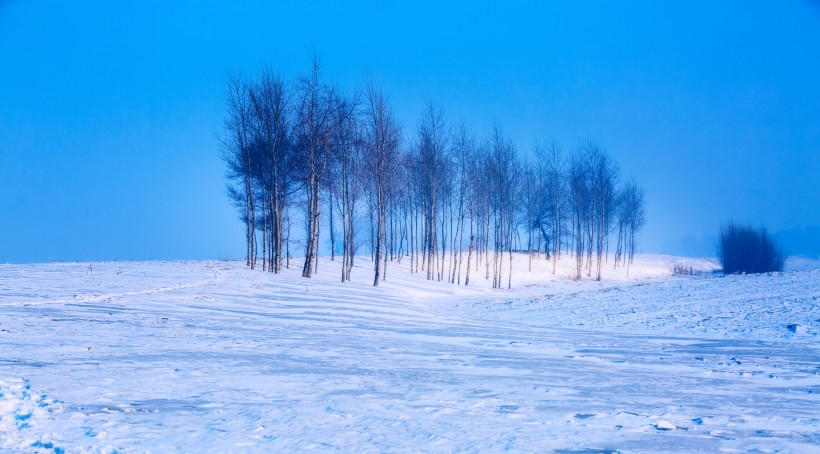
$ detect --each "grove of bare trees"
[221,57,647,287]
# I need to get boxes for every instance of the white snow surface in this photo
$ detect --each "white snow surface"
[0,254,818,452]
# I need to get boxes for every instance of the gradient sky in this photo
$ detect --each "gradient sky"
[1,1,819,263]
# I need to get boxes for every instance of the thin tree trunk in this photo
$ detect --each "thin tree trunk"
[302,180,319,278]
[374,198,382,287]
[508,221,513,289]
[465,211,474,286]
[262,202,268,272]
[341,205,348,282]
[329,189,336,261]
[485,213,491,280]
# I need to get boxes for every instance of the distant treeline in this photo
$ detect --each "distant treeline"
[220,57,646,287]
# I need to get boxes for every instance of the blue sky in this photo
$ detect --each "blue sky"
[1,1,819,263]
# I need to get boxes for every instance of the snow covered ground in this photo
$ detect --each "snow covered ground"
[0,255,818,452]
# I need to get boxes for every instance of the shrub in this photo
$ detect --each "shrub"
[671,264,698,276]
[718,222,785,274]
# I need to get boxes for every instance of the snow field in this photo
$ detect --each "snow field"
[0,255,818,452]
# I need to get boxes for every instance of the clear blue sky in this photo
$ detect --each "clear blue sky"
[1,1,819,263]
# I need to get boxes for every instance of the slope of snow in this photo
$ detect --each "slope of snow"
[454,266,820,340]
[0,255,817,452]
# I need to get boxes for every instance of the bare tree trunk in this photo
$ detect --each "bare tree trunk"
[508,221,514,289]
[447,200,456,283]
[497,238,503,289]
[272,198,278,272]
[248,179,257,269]
[302,180,320,278]
[421,211,427,272]
[262,203,268,272]
[492,214,500,288]
[374,195,383,286]
[465,212,474,286]
[370,199,376,262]
[345,198,355,281]
[276,198,284,273]
[398,204,407,263]
[383,226,389,282]
[476,215,482,272]
[426,209,435,280]
[246,207,252,267]
[527,222,532,272]
[285,202,291,269]
[341,203,348,282]
[329,189,336,261]
[439,212,447,281]
[478,213,483,272]
[485,213,491,280]
[455,207,465,284]
[314,204,320,275]
[413,208,419,273]
[409,203,415,273]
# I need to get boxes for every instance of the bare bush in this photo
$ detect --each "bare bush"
[718,222,785,274]
[671,264,698,276]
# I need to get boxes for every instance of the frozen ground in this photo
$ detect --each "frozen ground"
[0,255,818,452]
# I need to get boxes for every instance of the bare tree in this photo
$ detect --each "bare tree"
[589,144,620,281]
[522,160,539,271]
[330,94,362,282]
[248,69,292,273]
[294,56,340,278]
[615,178,646,275]
[462,133,485,286]
[363,79,402,286]
[566,142,621,280]
[449,121,474,284]
[542,141,564,274]
[567,148,590,280]
[220,72,257,268]
[486,124,519,288]
[413,101,450,281]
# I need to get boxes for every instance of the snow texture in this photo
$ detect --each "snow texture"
[0,255,818,452]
